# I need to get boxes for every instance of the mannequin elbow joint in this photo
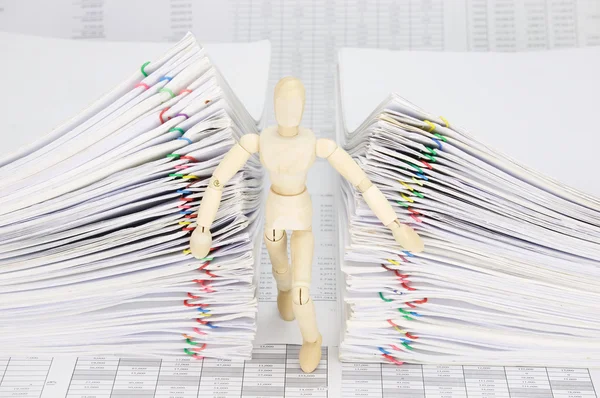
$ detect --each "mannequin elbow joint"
[357,178,373,193]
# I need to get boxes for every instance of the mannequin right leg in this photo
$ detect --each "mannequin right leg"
[290,229,322,373]
[264,227,294,321]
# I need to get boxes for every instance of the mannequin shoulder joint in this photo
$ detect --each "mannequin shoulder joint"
[316,138,338,158]
[239,134,260,154]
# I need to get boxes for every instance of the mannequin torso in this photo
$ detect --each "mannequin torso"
[259,125,316,196]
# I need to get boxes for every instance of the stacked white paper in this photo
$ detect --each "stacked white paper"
[0,33,264,360]
[336,48,600,367]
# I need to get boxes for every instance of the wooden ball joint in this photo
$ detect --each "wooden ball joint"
[190,77,424,373]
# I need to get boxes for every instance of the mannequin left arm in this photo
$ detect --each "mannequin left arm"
[316,138,424,252]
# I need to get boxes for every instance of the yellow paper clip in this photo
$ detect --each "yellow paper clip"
[391,324,406,334]
[411,177,424,187]
[400,193,414,203]
[399,180,413,192]
[423,120,436,132]
[440,116,450,128]
[183,249,192,255]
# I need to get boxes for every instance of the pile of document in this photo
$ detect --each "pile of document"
[337,92,600,367]
[0,33,263,360]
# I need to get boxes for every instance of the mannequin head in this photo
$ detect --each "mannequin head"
[274,77,305,136]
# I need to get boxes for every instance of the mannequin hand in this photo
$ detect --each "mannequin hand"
[390,221,424,253]
[190,227,212,259]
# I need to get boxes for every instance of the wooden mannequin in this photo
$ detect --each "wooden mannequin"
[190,77,424,373]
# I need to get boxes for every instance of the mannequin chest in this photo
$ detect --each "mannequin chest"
[259,126,316,175]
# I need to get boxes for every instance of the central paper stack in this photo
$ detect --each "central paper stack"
[336,47,600,367]
[0,33,269,360]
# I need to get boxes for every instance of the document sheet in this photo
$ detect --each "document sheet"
[0,352,599,398]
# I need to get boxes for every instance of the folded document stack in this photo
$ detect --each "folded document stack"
[0,34,263,360]
[338,94,600,367]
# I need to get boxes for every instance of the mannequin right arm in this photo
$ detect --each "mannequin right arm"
[190,133,260,258]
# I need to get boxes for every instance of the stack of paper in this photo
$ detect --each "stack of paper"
[0,33,268,360]
[336,47,600,366]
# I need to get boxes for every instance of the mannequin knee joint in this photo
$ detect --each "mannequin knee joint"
[264,229,285,242]
[292,286,310,305]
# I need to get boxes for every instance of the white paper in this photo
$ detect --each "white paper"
[335,44,600,367]
[1,0,599,136]
[338,47,600,197]
[0,352,598,398]
[0,32,270,156]
[0,33,268,363]
[0,345,329,398]
[1,0,599,391]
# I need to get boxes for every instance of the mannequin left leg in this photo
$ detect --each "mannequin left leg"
[290,228,322,373]
[264,227,294,321]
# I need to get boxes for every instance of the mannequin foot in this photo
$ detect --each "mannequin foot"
[277,290,295,321]
[299,334,322,373]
